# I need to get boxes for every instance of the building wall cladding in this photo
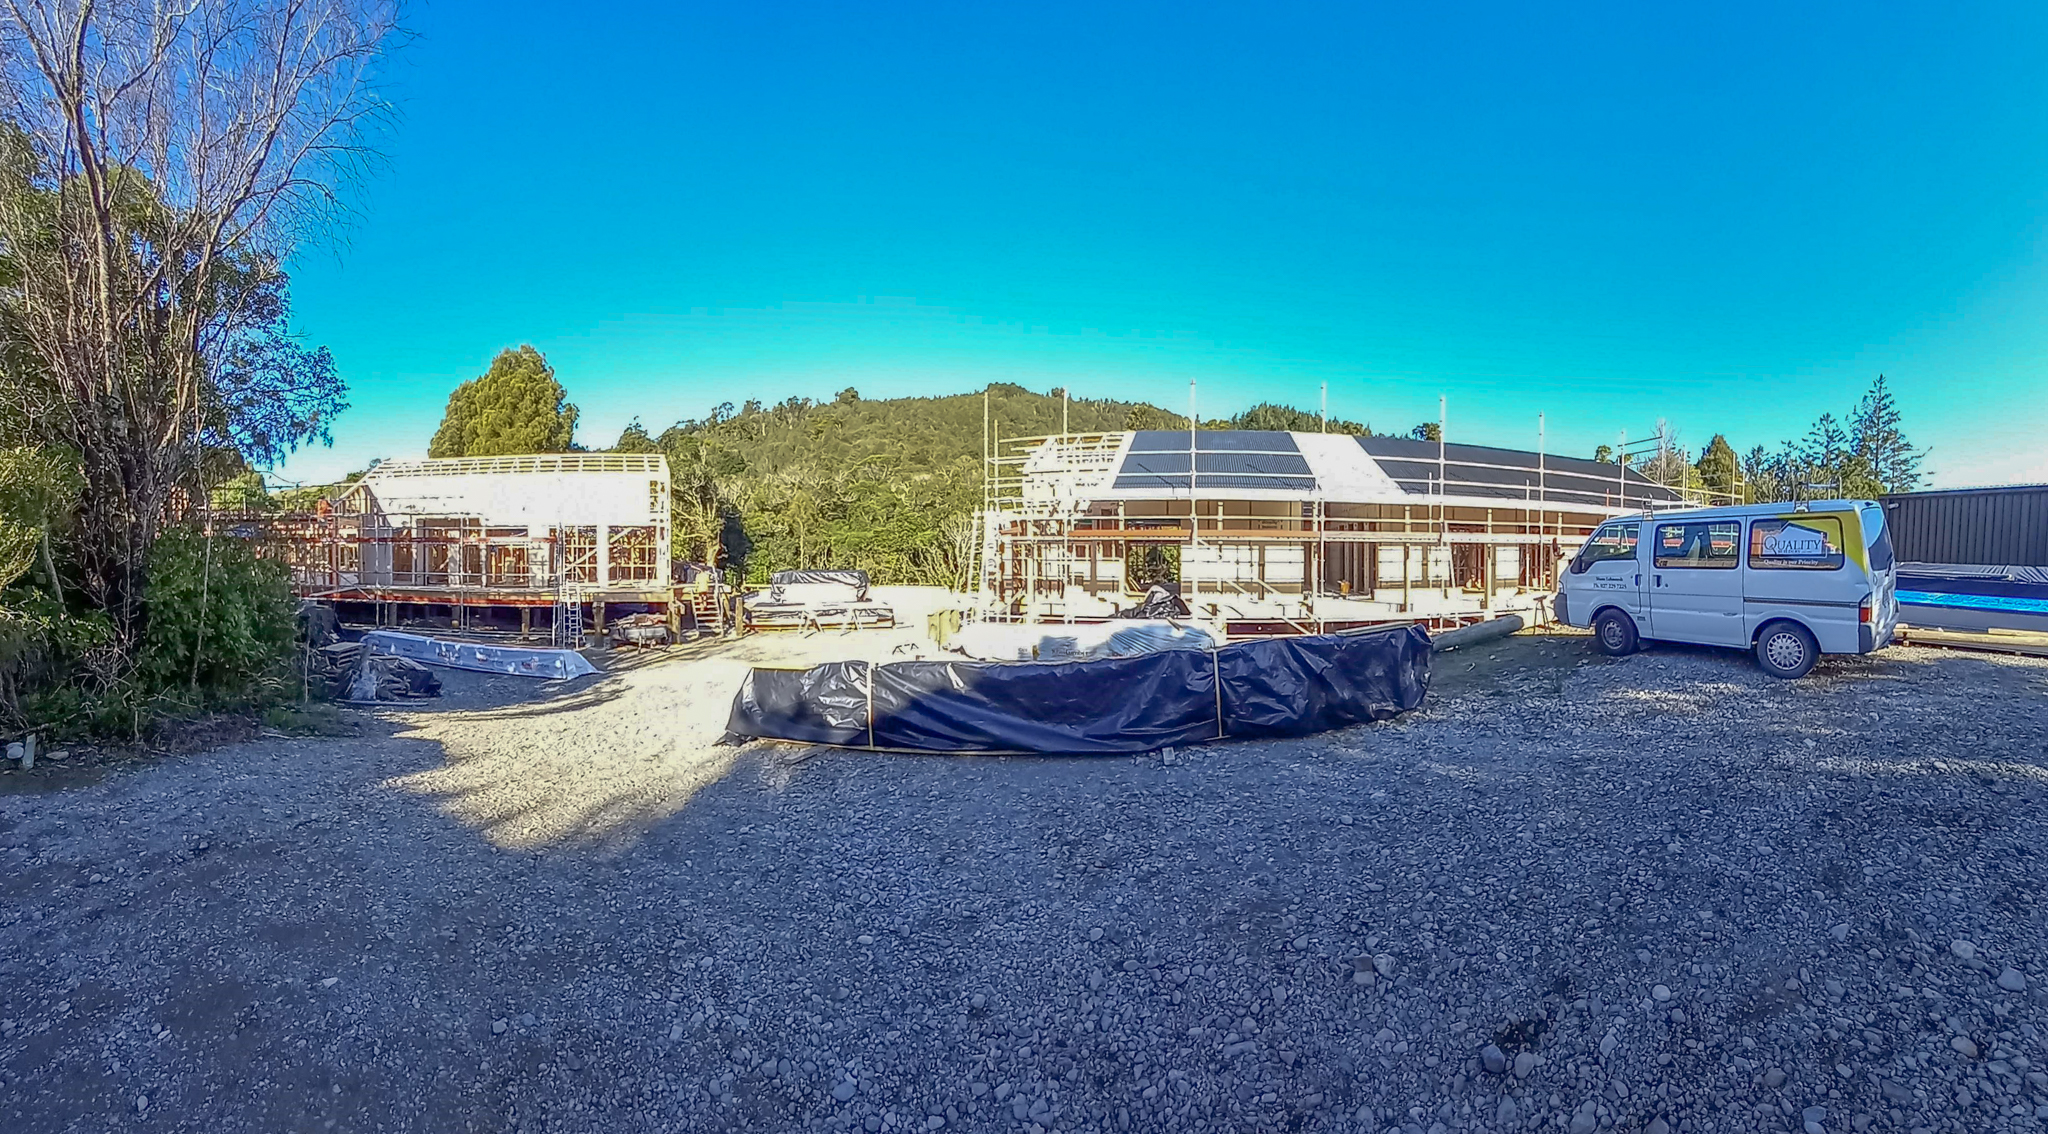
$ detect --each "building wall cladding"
[1881,485,2048,566]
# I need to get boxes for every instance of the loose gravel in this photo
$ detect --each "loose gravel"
[2,633,2047,1134]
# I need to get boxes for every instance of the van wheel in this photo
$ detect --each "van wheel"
[1592,610,1639,656]
[1755,621,1819,679]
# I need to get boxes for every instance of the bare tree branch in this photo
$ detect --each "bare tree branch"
[0,0,401,645]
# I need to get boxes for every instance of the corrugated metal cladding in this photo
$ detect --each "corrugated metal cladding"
[1881,484,2048,566]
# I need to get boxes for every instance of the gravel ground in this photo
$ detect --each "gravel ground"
[2,632,2047,1134]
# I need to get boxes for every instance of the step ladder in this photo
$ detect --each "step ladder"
[555,588,583,648]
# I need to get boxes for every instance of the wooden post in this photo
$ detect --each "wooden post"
[519,606,531,639]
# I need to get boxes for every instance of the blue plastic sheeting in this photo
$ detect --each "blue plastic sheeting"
[725,625,1431,755]
[1898,590,2048,616]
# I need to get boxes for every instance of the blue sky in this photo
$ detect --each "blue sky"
[279,1,2048,488]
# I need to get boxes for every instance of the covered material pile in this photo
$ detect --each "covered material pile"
[743,569,896,630]
[947,618,1218,662]
[726,624,1429,754]
[360,630,597,680]
[1113,582,1191,620]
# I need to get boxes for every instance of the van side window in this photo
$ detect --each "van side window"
[1654,521,1739,569]
[1749,516,1847,570]
[1578,523,1640,568]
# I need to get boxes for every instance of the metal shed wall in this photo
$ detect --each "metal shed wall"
[1881,485,2048,566]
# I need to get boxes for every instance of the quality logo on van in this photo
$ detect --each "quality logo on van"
[1760,522,1833,559]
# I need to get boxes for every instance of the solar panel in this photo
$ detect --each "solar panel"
[1113,436,1314,491]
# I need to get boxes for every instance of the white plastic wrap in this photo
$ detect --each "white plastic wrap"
[359,630,597,680]
[947,619,1219,663]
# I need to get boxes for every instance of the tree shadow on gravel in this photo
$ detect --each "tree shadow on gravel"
[368,651,750,853]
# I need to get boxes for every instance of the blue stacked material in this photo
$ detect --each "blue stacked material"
[1896,563,2048,632]
[724,624,1431,755]
[1896,562,2048,601]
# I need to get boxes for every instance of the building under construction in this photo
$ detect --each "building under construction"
[973,429,1686,634]
[247,453,719,639]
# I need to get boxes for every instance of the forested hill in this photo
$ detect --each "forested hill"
[609,384,1373,586]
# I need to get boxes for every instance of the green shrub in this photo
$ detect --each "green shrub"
[1,594,121,732]
[5,527,304,737]
[135,525,299,712]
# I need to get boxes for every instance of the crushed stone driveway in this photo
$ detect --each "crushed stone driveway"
[3,634,2048,1134]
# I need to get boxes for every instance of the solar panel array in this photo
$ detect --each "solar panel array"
[1100,430,1684,506]
[1354,436,1682,507]
[1113,431,1316,491]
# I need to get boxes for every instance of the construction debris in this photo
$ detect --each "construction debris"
[1112,582,1191,620]
[346,655,443,702]
[607,612,671,648]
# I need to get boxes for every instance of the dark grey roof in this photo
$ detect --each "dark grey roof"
[1356,436,1683,507]
[1115,431,1314,491]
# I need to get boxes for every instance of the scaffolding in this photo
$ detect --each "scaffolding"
[973,425,1703,634]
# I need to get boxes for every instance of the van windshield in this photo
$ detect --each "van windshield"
[1575,524,1639,572]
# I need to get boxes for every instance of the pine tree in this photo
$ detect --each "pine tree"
[1851,375,1922,492]
[1802,413,1848,472]
[1694,434,1741,500]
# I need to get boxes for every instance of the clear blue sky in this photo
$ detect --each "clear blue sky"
[278,0,2048,489]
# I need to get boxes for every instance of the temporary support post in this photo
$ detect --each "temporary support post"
[1188,378,1199,621]
[1438,394,1448,546]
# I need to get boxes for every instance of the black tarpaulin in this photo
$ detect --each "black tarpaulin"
[725,624,1430,754]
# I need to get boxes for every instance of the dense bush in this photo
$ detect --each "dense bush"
[6,526,301,736]
[135,526,300,710]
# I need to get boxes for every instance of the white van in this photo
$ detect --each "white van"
[1557,500,1898,678]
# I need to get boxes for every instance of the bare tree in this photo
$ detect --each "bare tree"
[0,0,399,645]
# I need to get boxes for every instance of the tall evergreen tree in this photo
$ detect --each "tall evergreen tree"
[429,347,578,457]
[1851,375,1922,492]
[1694,434,1742,499]
[1801,413,1849,472]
